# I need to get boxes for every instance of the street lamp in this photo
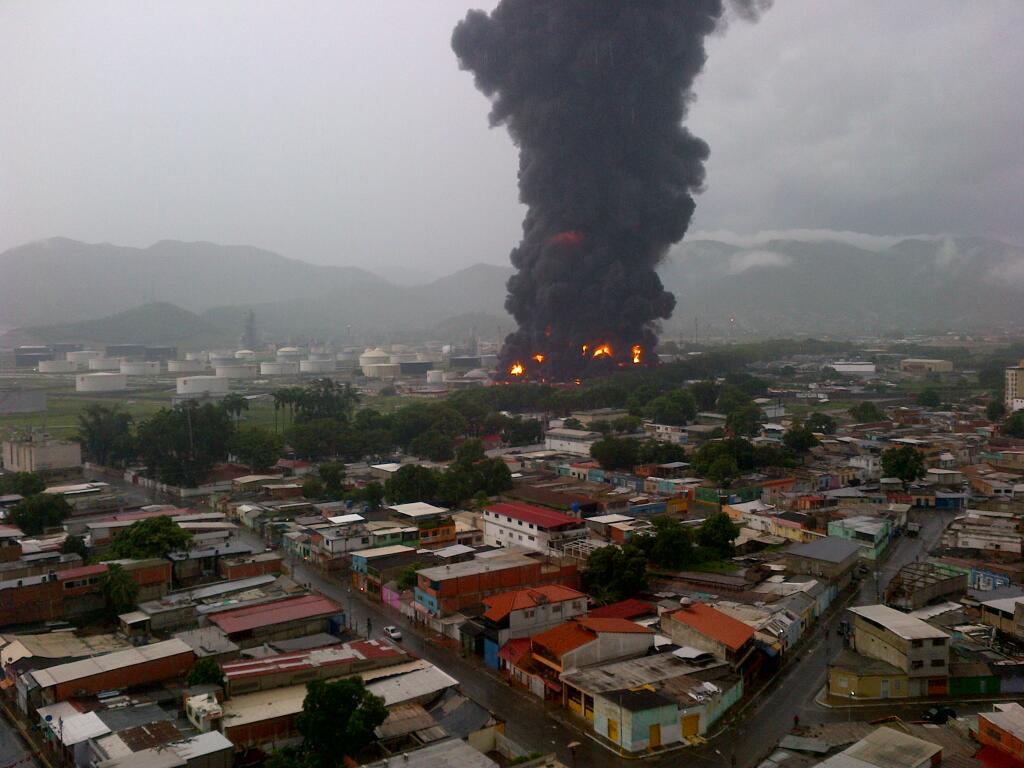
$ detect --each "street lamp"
[848,691,856,723]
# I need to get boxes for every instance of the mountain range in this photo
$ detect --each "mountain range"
[2,235,1021,346]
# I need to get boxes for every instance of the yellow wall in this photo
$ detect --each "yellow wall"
[829,668,908,699]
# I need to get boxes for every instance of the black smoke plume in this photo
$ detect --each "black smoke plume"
[453,0,767,380]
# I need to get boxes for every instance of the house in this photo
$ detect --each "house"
[827,515,892,560]
[815,726,942,768]
[784,536,863,590]
[19,639,194,713]
[414,551,579,618]
[561,653,742,752]
[482,501,587,552]
[664,602,758,677]
[841,604,950,697]
[460,585,588,668]
[545,428,602,455]
[386,502,457,550]
[977,703,1024,762]
[207,594,343,648]
[508,617,654,700]
[93,731,233,768]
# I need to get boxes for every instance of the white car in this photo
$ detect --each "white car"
[383,625,402,641]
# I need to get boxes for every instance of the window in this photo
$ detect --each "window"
[552,604,562,613]
[911,639,923,648]
[524,610,535,618]
[932,638,945,647]
[930,659,945,667]
[911,660,924,670]
[894,680,901,690]
[837,676,849,688]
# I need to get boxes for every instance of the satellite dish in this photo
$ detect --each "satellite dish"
[45,715,53,722]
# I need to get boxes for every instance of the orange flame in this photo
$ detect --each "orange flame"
[532,353,545,363]
[592,344,612,358]
[632,345,642,364]
[509,363,524,376]
[581,344,588,355]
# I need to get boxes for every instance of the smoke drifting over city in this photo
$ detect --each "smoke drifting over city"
[453,0,769,380]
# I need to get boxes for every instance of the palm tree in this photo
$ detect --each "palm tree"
[221,393,249,423]
[100,563,139,619]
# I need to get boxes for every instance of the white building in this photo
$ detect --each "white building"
[76,372,127,392]
[1007,360,1024,413]
[482,501,587,552]
[545,427,601,455]
[2,438,81,473]
[831,361,876,377]
[120,361,161,375]
[176,376,229,398]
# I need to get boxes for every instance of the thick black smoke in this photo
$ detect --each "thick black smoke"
[453,0,766,380]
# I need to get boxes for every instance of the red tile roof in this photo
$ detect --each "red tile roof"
[209,594,340,635]
[482,585,586,622]
[485,501,581,530]
[222,639,402,680]
[669,602,753,651]
[58,563,108,581]
[498,638,532,666]
[531,622,596,658]
[586,599,655,620]
[575,617,653,635]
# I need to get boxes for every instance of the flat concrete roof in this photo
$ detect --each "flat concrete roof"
[849,605,949,640]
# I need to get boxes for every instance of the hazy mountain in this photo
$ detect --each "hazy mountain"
[19,302,232,347]
[3,235,1022,343]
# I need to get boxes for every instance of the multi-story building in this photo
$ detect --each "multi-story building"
[827,515,892,561]
[977,703,1024,762]
[844,604,950,697]
[482,501,587,553]
[2,437,81,474]
[665,602,758,676]
[1006,360,1024,413]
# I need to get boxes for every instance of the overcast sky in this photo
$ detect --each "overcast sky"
[2,1,1021,279]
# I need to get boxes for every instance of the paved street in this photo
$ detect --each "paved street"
[0,712,40,768]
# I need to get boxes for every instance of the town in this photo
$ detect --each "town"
[2,336,1024,768]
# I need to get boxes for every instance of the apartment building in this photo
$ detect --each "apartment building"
[847,604,950,697]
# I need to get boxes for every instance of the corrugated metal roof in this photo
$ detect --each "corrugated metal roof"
[209,594,339,635]
[31,639,192,688]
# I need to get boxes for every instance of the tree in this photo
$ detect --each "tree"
[726,404,761,437]
[287,418,344,461]
[302,475,327,500]
[221,393,250,423]
[881,445,926,483]
[108,516,192,559]
[100,563,139,618]
[783,424,819,456]
[581,544,648,605]
[408,430,455,462]
[589,436,640,471]
[398,564,422,590]
[987,400,1007,421]
[1003,410,1024,439]
[318,461,347,497]
[636,440,687,465]
[295,379,360,423]
[641,518,694,570]
[8,494,71,535]
[362,482,384,510]
[690,380,720,412]
[806,412,837,435]
[231,427,284,471]
[384,464,438,504]
[186,657,224,687]
[849,401,885,422]
[76,403,135,466]
[294,677,388,768]
[60,534,88,559]
[706,455,739,487]
[136,401,234,486]
[562,417,584,430]
[505,418,543,446]
[643,389,697,426]
[697,513,740,559]
[0,471,45,496]
[916,388,941,408]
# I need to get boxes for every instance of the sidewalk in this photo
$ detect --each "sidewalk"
[815,686,1022,709]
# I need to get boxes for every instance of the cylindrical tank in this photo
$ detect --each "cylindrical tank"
[276,346,303,361]
[308,351,335,362]
[167,359,206,373]
[359,348,390,376]
[365,363,400,380]
[215,364,257,380]
[208,353,236,368]
[67,350,103,367]
[176,376,229,396]
[389,353,418,364]
[120,361,161,375]
[300,359,335,374]
[76,373,127,392]
[39,360,78,373]
[426,370,444,385]
[88,357,121,371]
[260,361,300,376]
[185,351,209,362]
[234,349,257,362]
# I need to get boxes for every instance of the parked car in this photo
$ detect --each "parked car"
[383,625,402,641]
[921,706,956,724]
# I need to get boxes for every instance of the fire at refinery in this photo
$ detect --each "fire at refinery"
[453,2,767,380]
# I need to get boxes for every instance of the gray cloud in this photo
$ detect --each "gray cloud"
[0,0,1021,281]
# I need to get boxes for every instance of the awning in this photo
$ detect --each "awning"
[543,678,562,693]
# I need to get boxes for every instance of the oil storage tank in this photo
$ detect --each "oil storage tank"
[76,373,127,392]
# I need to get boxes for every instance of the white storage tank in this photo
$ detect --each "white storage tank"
[276,346,303,361]
[209,353,236,368]
[260,361,300,376]
[215,364,258,380]
[185,351,209,362]
[120,361,161,375]
[308,351,335,362]
[39,359,78,373]
[67,350,103,367]
[168,359,206,373]
[88,357,121,371]
[359,348,390,375]
[177,376,229,396]
[300,359,335,374]
[76,372,127,392]
[234,349,257,362]
[365,363,400,380]
[426,369,445,385]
